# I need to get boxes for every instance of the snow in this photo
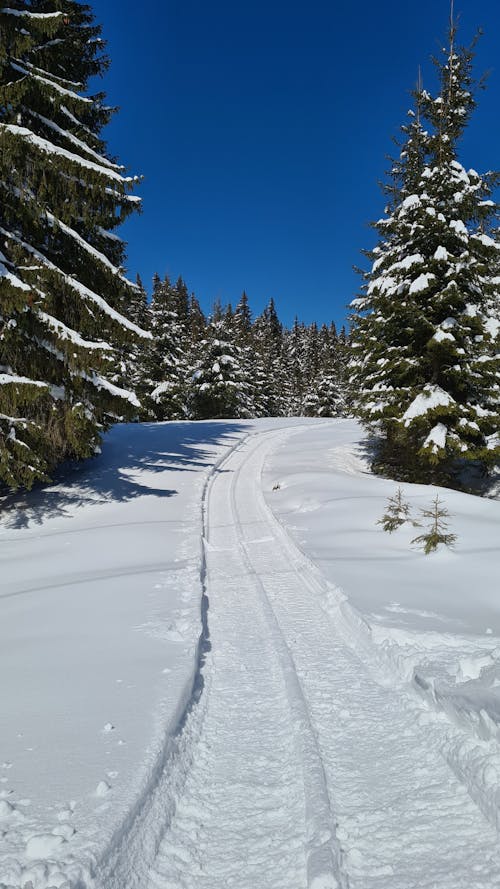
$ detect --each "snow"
[409,272,434,294]
[431,327,455,343]
[45,212,137,289]
[402,383,455,423]
[29,110,122,171]
[400,194,421,212]
[81,372,141,407]
[0,374,47,389]
[265,422,500,842]
[1,125,132,184]
[0,252,31,292]
[1,8,63,18]
[433,245,449,261]
[472,232,500,250]
[423,421,447,452]
[449,219,468,237]
[2,419,500,888]
[0,227,151,340]
[10,62,92,104]
[390,253,423,272]
[37,310,113,352]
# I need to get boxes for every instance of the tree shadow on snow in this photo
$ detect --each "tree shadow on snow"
[0,421,247,530]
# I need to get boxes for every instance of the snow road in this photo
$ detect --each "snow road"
[97,427,500,889]
[2,421,500,889]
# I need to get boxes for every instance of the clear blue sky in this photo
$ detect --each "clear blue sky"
[91,0,500,327]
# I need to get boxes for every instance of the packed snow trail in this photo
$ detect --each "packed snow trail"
[144,429,342,889]
[101,426,500,889]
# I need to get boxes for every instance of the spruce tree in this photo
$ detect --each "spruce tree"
[0,1,147,489]
[234,291,258,415]
[412,495,457,553]
[188,316,251,420]
[350,19,500,487]
[141,275,186,420]
[285,317,306,415]
[315,323,344,417]
[252,298,286,416]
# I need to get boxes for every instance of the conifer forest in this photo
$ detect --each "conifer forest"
[0,2,498,494]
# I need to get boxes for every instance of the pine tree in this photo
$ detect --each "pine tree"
[302,323,322,416]
[377,488,412,532]
[188,316,251,420]
[0,1,147,489]
[283,318,306,415]
[252,298,286,416]
[234,291,258,414]
[129,274,150,330]
[315,323,343,417]
[350,18,500,488]
[141,275,186,420]
[411,495,457,553]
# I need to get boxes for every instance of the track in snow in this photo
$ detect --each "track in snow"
[97,427,500,889]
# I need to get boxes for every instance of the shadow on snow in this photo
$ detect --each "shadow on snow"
[0,420,247,530]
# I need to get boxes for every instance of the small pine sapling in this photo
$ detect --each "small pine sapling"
[411,495,457,554]
[377,488,411,532]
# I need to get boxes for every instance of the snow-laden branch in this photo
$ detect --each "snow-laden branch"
[27,108,123,171]
[36,310,114,352]
[0,373,48,388]
[45,211,137,289]
[0,124,134,184]
[1,8,63,18]
[10,61,92,104]
[13,56,83,90]
[0,228,151,339]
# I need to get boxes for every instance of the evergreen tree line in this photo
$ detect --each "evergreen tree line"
[127,274,350,422]
[2,2,498,498]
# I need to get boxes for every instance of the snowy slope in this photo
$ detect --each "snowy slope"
[0,419,305,889]
[264,420,500,832]
[1,418,500,888]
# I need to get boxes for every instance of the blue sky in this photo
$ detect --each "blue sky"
[91,0,500,327]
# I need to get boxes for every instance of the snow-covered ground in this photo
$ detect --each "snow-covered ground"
[1,418,500,888]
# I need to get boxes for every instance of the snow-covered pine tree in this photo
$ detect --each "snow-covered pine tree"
[188,293,206,349]
[0,1,148,489]
[252,298,286,416]
[233,291,258,415]
[350,20,500,487]
[302,322,322,416]
[314,322,344,417]
[121,273,150,396]
[284,317,306,415]
[188,314,251,420]
[129,274,150,330]
[140,274,187,420]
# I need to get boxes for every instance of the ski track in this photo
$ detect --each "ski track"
[96,426,500,889]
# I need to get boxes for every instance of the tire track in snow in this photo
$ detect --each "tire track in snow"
[144,427,341,889]
[92,431,256,889]
[235,430,500,888]
[229,438,348,889]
